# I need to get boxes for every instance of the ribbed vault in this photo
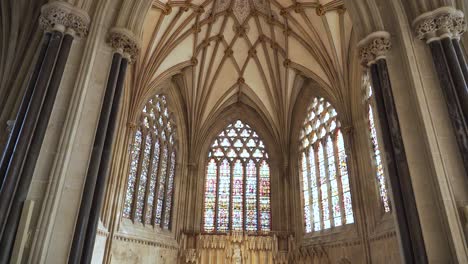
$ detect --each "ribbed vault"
[127,0,356,160]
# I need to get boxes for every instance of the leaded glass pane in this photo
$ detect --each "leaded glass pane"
[123,129,142,218]
[231,160,244,230]
[302,153,312,233]
[203,120,271,232]
[338,131,354,224]
[368,102,391,213]
[135,134,152,222]
[163,151,176,228]
[300,97,354,233]
[204,159,217,232]
[259,161,271,231]
[146,140,160,224]
[155,146,168,225]
[217,159,231,232]
[123,94,177,228]
[245,160,258,231]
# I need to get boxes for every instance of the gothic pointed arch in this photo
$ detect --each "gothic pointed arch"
[203,119,272,232]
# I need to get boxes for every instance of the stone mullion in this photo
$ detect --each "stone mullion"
[314,144,323,231]
[160,145,172,229]
[242,161,247,231]
[333,131,346,226]
[229,161,234,231]
[214,160,221,232]
[305,147,314,230]
[151,139,163,225]
[142,133,156,225]
[131,129,147,222]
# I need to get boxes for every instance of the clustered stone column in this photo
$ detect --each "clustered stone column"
[413,7,468,174]
[0,2,89,262]
[358,32,428,264]
[68,27,140,264]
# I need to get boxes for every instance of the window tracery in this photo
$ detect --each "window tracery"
[203,120,271,233]
[123,94,177,229]
[300,97,354,233]
[365,75,391,213]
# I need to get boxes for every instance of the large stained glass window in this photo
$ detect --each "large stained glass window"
[123,94,177,230]
[203,120,271,232]
[364,75,391,213]
[300,97,354,233]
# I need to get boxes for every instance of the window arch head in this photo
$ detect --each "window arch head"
[203,120,271,233]
[299,97,354,233]
[123,94,177,230]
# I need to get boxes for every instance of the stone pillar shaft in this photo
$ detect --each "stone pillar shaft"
[68,27,139,264]
[0,1,89,262]
[68,53,123,264]
[358,32,428,264]
[0,30,64,238]
[0,33,75,262]
[414,6,468,174]
[82,58,128,264]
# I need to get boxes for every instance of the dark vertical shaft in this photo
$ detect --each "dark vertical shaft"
[428,40,468,172]
[0,30,63,237]
[440,37,468,121]
[0,33,74,263]
[374,59,428,263]
[452,39,468,86]
[81,58,128,264]
[0,33,51,187]
[68,53,123,264]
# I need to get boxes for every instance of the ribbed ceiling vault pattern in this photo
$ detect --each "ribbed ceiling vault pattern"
[127,0,354,158]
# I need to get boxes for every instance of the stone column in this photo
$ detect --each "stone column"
[0,2,89,261]
[68,27,139,264]
[358,32,428,264]
[413,7,468,174]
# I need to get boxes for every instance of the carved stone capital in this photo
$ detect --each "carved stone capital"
[413,7,466,42]
[107,27,141,64]
[39,1,90,37]
[357,31,391,66]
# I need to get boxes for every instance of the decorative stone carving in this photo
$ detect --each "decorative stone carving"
[413,6,466,41]
[107,27,142,64]
[357,31,391,66]
[39,1,90,37]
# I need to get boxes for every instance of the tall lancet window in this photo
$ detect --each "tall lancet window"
[364,75,391,213]
[123,94,177,230]
[203,120,271,233]
[300,97,354,233]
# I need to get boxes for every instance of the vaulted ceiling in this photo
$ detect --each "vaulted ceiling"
[127,0,356,155]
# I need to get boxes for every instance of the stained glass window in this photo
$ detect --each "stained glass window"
[300,97,354,233]
[365,74,391,213]
[123,94,177,230]
[203,120,271,232]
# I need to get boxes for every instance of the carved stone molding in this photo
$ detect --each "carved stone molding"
[357,31,392,66]
[107,27,142,64]
[413,6,466,42]
[39,1,90,37]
